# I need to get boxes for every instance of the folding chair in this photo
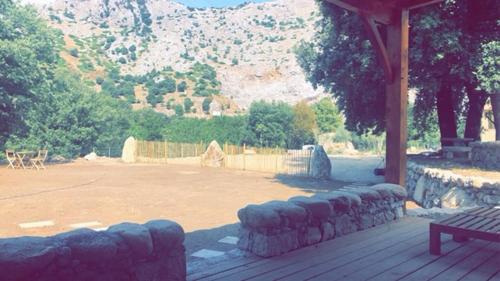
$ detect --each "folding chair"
[5,150,20,169]
[30,149,48,170]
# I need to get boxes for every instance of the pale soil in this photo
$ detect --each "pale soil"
[0,159,347,238]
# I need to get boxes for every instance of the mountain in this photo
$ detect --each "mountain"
[32,0,325,116]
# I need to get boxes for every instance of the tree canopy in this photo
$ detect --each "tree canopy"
[296,0,500,140]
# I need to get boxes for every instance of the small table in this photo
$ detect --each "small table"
[16,151,35,169]
[430,206,500,255]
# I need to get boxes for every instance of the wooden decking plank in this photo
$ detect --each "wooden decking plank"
[481,208,500,218]
[187,256,261,280]
[306,235,432,281]
[448,215,480,227]
[439,214,464,225]
[459,252,500,281]
[466,207,486,215]
[242,219,429,281]
[430,242,499,281]
[460,216,490,229]
[367,238,466,281]
[398,239,491,281]
[200,218,428,281]
[269,226,429,281]
[474,219,500,231]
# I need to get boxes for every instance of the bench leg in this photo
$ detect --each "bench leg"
[430,224,441,255]
[453,234,469,242]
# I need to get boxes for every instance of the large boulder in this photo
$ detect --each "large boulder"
[309,145,331,179]
[201,140,225,167]
[84,152,98,161]
[121,136,137,163]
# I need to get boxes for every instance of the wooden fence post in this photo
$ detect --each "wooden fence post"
[243,143,246,171]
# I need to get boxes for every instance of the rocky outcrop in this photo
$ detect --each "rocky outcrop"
[0,220,186,281]
[201,140,225,168]
[122,136,137,163]
[237,184,406,257]
[407,162,500,208]
[309,145,331,179]
[470,141,500,170]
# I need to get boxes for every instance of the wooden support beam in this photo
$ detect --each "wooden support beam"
[385,9,409,186]
[360,14,393,82]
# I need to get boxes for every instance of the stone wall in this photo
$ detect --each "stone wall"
[237,184,406,257]
[0,220,186,281]
[407,162,500,209]
[470,141,500,170]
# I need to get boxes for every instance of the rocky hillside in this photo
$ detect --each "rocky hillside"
[32,0,325,115]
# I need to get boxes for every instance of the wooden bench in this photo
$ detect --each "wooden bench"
[441,146,472,159]
[430,206,500,255]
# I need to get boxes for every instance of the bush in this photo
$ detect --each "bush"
[174,104,184,116]
[177,81,187,92]
[202,97,212,113]
[69,48,79,57]
[183,98,193,113]
[95,77,104,85]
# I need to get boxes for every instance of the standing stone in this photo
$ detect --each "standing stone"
[201,140,225,167]
[309,145,332,179]
[121,136,137,163]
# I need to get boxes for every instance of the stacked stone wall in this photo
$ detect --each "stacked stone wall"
[237,184,406,257]
[0,220,186,281]
[407,162,500,208]
[470,141,500,170]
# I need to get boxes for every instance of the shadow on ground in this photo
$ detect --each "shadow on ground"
[185,223,240,262]
[271,174,351,194]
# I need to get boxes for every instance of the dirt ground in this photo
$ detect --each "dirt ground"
[0,159,347,238]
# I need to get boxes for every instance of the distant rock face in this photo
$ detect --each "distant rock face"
[122,136,137,163]
[201,140,225,167]
[34,0,326,109]
[309,145,331,179]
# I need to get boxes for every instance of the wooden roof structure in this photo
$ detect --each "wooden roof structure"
[325,0,445,186]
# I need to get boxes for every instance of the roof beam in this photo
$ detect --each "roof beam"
[402,0,444,9]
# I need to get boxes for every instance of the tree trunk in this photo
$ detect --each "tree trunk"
[491,94,500,141]
[464,87,488,141]
[436,84,457,146]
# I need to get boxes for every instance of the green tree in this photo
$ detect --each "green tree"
[247,101,293,148]
[183,98,193,113]
[177,81,187,92]
[202,97,212,113]
[0,0,61,148]
[174,104,184,116]
[290,101,317,148]
[476,41,500,140]
[128,109,168,140]
[313,98,342,133]
[296,0,499,142]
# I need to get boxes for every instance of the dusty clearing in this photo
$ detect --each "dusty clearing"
[0,159,346,238]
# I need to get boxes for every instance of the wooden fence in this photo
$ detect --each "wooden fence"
[223,144,312,176]
[135,140,312,176]
[135,141,207,164]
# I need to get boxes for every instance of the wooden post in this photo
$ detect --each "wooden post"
[243,143,246,171]
[385,9,409,186]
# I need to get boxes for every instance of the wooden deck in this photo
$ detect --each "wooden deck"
[188,217,499,281]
